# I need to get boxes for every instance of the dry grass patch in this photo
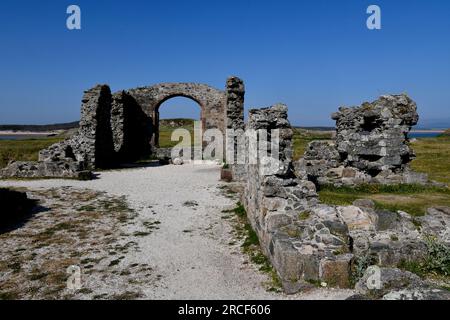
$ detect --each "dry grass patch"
[0,187,158,300]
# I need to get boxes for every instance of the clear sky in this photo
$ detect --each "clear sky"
[0,0,449,127]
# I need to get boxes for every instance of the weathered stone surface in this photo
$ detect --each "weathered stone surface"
[225,76,246,181]
[172,157,184,165]
[127,82,227,147]
[356,267,422,297]
[2,79,241,179]
[220,168,233,182]
[355,267,450,300]
[40,84,115,170]
[382,287,450,300]
[77,84,115,169]
[337,205,378,231]
[301,94,429,186]
[319,254,353,288]
[241,104,360,293]
[0,160,91,179]
[353,199,376,210]
[111,91,152,162]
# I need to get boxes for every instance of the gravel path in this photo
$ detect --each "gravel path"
[0,164,354,300]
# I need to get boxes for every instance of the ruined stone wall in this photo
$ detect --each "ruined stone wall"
[225,76,246,179]
[1,85,115,178]
[299,94,428,186]
[76,84,115,168]
[242,104,336,293]
[241,100,448,295]
[127,83,226,147]
[111,91,153,162]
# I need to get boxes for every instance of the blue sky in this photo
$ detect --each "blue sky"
[0,0,449,127]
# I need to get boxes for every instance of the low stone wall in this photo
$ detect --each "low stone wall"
[1,84,154,179]
[0,160,91,180]
[241,102,449,294]
[242,104,354,292]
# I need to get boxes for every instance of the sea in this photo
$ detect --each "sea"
[0,135,50,140]
[0,132,444,141]
[409,132,443,138]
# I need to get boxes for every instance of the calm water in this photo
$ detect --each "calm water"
[0,132,444,140]
[409,132,443,138]
[0,135,50,140]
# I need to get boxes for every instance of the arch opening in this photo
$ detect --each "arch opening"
[156,96,203,149]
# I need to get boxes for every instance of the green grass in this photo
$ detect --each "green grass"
[291,132,450,216]
[224,201,282,292]
[0,137,62,168]
[158,122,196,148]
[398,235,450,277]
[410,136,450,186]
[318,184,450,216]
[292,129,333,161]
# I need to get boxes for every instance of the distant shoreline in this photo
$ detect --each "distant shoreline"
[0,130,61,136]
[0,129,446,135]
[410,129,445,133]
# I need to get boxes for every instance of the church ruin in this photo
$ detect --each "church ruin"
[1,78,448,297]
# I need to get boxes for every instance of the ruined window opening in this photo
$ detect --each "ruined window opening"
[361,116,380,132]
[359,154,383,162]
[64,146,76,160]
[367,168,382,177]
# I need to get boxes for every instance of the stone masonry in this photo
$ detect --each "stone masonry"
[241,101,449,295]
[225,76,246,180]
[297,94,429,186]
[1,78,241,178]
[127,82,227,148]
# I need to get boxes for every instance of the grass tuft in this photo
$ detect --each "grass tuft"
[319,184,450,216]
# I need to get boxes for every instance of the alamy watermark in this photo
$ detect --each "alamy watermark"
[66,5,81,30]
[168,121,283,175]
[365,265,382,290]
[367,5,381,30]
[66,265,82,290]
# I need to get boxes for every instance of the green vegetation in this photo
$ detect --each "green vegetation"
[158,119,196,148]
[298,210,311,220]
[399,235,450,277]
[410,135,450,185]
[0,136,62,168]
[288,132,450,216]
[0,122,78,132]
[318,184,450,216]
[292,128,333,161]
[224,201,282,292]
[440,129,450,137]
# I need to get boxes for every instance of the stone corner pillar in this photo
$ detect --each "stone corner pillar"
[225,76,246,180]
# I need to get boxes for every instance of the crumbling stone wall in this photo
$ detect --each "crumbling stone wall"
[1,79,238,178]
[75,84,115,168]
[111,91,153,162]
[241,101,448,295]
[241,104,346,293]
[298,94,428,186]
[225,76,246,179]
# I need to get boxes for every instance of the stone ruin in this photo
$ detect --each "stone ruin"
[0,77,245,179]
[240,102,449,298]
[297,94,429,186]
[1,78,449,298]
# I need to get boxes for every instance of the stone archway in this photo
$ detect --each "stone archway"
[26,77,245,175]
[127,83,226,148]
